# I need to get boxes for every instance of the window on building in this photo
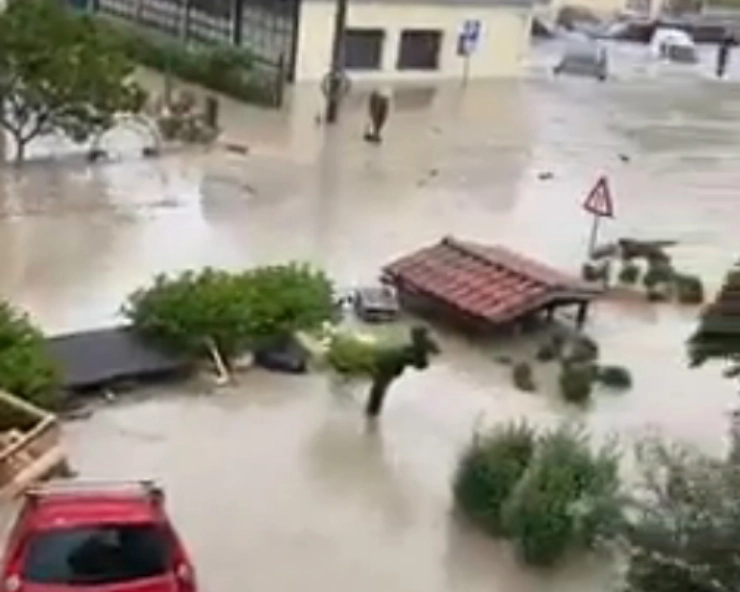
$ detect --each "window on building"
[397,30,442,70]
[344,29,385,70]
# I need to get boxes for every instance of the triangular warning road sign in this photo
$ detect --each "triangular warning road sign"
[583,176,615,218]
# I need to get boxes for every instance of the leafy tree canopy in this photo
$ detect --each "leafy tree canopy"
[0,0,145,162]
[124,264,335,361]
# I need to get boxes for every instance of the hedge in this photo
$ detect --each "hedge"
[103,20,282,107]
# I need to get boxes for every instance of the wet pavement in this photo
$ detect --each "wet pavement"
[2,43,740,590]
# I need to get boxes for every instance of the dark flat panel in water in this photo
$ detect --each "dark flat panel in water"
[46,327,189,390]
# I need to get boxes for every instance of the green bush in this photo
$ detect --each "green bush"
[326,333,379,378]
[643,262,675,290]
[501,427,623,566]
[104,21,280,106]
[618,262,641,285]
[512,362,537,392]
[627,439,740,592]
[453,423,536,534]
[239,264,335,345]
[124,268,251,359]
[0,302,59,409]
[559,363,594,404]
[674,273,705,305]
[596,365,633,390]
[124,263,335,361]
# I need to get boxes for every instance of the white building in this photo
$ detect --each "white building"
[295,0,535,82]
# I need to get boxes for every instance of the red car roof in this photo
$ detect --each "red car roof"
[27,494,162,531]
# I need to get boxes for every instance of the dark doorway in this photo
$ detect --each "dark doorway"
[397,30,442,70]
[344,28,385,70]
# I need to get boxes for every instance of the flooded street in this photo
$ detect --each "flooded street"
[2,44,740,590]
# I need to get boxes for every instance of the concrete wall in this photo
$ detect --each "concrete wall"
[295,0,533,82]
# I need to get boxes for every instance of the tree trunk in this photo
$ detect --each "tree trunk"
[12,135,26,165]
[365,375,393,417]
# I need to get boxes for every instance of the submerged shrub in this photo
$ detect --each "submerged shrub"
[559,363,594,404]
[618,262,641,285]
[596,365,633,390]
[512,362,537,392]
[453,423,536,534]
[674,273,705,305]
[501,427,623,567]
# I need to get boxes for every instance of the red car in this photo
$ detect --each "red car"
[1,480,197,592]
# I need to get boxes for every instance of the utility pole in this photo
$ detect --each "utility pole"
[324,0,348,124]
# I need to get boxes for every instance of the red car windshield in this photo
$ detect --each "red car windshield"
[23,524,170,586]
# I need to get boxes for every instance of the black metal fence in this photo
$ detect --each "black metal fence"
[86,0,300,105]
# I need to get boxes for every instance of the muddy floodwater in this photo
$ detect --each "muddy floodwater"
[2,45,740,590]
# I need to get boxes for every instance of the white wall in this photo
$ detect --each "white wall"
[295,0,532,82]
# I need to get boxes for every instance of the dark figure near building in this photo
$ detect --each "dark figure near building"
[364,90,390,144]
[717,32,736,78]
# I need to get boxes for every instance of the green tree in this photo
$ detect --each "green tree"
[0,0,144,163]
[0,302,59,409]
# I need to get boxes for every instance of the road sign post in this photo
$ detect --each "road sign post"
[458,19,481,87]
[582,176,615,257]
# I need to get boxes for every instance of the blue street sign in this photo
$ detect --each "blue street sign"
[462,20,481,43]
[460,19,481,55]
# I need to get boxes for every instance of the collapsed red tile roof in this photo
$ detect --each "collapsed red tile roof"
[383,237,600,325]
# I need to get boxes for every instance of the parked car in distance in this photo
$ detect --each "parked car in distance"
[1,480,197,592]
[650,27,698,63]
[353,285,400,323]
[554,34,608,80]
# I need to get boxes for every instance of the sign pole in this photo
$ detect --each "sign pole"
[462,53,471,87]
[582,175,615,259]
[587,214,601,258]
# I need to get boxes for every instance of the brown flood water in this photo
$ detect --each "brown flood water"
[1,63,740,590]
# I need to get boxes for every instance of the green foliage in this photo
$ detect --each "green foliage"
[674,273,705,305]
[512,362,537,392]
[559,363,594,404]
[689,264,740,372]
[455,423,625,567]
[239,264,334,345]
[453,422,537,534]
[643,261,675,290]
[0,0,144,162]
[618,262,641,285]
[596,365,633,390]
[125,264,334,360]
[107,22,280,106]
[124,268,251,359]
[326,333,381,378]
[627,439,740,592]
[0,303,59,408]
[501,427,623,566]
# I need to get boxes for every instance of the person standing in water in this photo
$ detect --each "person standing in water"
[364,88,390,143]
[717,31,736,79]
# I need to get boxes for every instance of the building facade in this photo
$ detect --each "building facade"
[295,0,534,82]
